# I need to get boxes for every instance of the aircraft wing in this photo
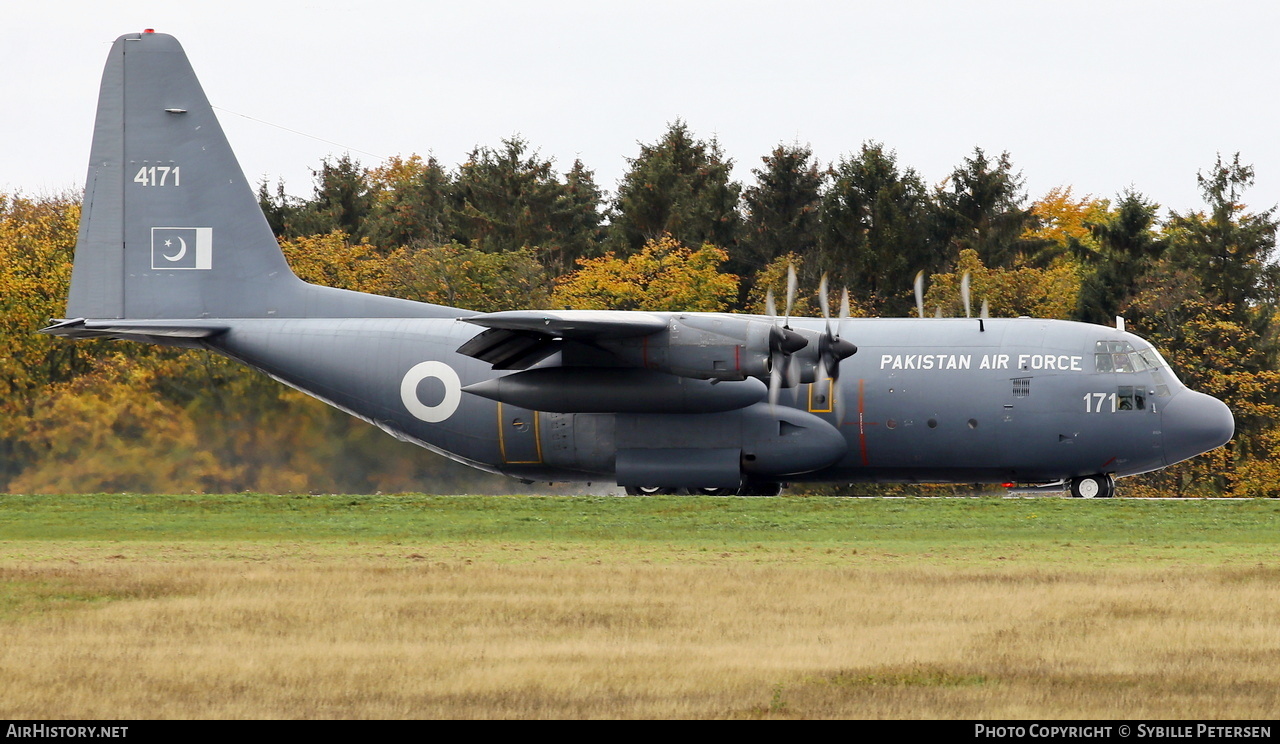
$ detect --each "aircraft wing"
[458,310,668,369]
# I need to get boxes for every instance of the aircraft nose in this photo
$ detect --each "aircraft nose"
[1162,390,1234,466]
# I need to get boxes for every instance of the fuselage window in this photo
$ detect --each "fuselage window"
[1117,385,1145,411]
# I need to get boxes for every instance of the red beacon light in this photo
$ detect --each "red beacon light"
[143,29,156,34]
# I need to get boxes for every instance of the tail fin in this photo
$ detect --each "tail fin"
[67,31,445,321]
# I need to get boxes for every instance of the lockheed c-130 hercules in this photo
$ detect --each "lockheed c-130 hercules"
[44,31,1235,498]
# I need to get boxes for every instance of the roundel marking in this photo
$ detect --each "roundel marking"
[400,361,462,423]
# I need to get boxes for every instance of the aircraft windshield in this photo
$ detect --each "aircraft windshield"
[1094,339,1174,396]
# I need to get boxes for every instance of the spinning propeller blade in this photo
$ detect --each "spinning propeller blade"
[764,269,807,408]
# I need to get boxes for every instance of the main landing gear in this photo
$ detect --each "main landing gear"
[625,481,783,497]
[1070,474,1115,499]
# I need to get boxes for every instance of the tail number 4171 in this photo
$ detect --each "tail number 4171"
[134,166,180,187]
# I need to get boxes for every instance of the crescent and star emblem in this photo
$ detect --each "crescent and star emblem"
[162,236,187,261]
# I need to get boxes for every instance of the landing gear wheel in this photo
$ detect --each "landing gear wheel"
[737,481,783,497]
[625,486,676,495]
[689,487,737,496]
[1070,474,1115,499]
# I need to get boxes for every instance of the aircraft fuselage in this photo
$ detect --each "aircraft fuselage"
[204,313,1230,489]
[47,31,1234,496]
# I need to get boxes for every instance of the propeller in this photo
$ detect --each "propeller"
[764,276,808,407]
[811,274,858,422]
[816,274,858,384]
[835,288,853,422]
[784,263,798,328]
[914,271,925,319]
[960,272,972,318]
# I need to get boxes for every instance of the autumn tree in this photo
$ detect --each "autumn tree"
[1123,273,1280,497]
[1,197,544,493]
[362,154,455,250]
[384,242,551,311]
[552,234,738,312]
[279,231,392,295]
[923,249,1079,320]
[1121,160,1280,497]
[1025,187,1110,254]
[741,253,875,320]
[609,121,742,254]
[0,192,95,487]
[9,356,232,493]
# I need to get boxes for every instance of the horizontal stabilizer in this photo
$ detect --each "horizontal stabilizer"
[40,318,229,340]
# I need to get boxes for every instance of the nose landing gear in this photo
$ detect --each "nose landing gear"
[1070,474,1115,499]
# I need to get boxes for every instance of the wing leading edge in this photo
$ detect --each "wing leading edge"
[457,310,669,369]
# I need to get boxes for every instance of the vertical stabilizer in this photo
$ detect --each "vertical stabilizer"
[68,31,303,319]
[66,31,449,321]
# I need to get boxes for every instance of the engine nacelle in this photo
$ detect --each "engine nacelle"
[598,314,791,382]
[463,367,766,413]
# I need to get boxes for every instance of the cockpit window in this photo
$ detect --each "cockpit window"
[1150,368,1171,397]
[1095,340,1134,373]
[1095,339,1168,374]
[1094,338,1175,395]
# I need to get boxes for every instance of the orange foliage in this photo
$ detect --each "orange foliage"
[1025,186,1111,250]
[552,235,738,312]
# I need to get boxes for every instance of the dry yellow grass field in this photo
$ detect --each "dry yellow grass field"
[1,541,1278,719]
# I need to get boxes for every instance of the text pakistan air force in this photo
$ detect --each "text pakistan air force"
[879,353,1085,372]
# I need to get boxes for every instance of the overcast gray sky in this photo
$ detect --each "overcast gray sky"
[5,1,1279,218]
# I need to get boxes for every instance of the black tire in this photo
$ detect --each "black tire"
[625,486,676,495]
[1070,474,1114,499]
[689,487,737,496]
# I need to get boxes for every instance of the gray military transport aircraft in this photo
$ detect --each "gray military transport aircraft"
[44,31,1235,498]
